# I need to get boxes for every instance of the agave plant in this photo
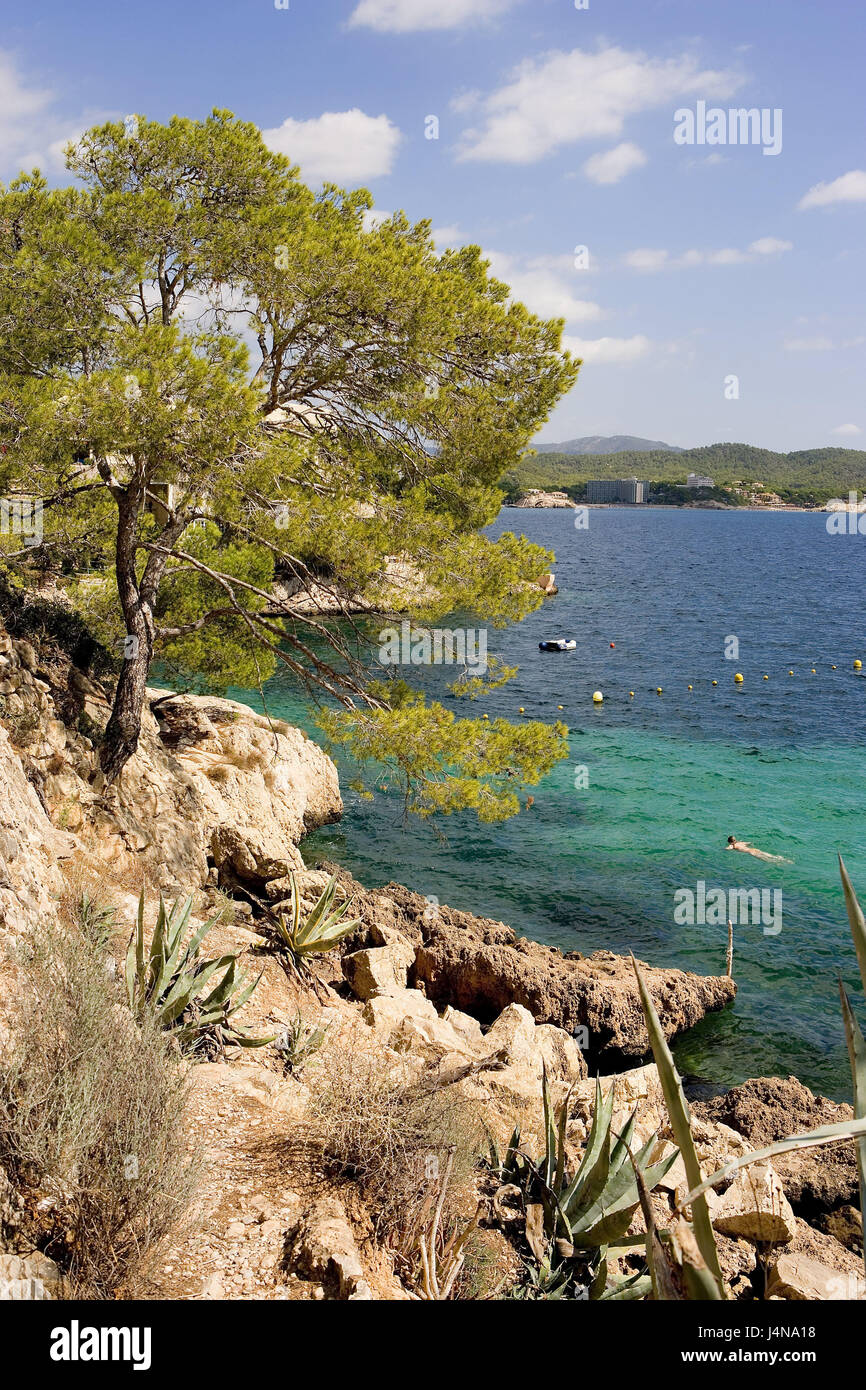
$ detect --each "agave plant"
[267,872,361,972]
[632,861,866,1300]
[125,892,272,1054]
[489,1066,677,1298]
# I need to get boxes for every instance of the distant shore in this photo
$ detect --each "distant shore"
[505,501,822,514]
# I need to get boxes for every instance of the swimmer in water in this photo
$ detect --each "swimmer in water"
[727,836,792,864]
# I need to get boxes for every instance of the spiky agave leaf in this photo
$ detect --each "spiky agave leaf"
[630,954,725,1298]
[839,857,866,1279]
[125,893,269,1051]
[840,856,866,995]
[839,981,866,1281]
[271,872,361,964]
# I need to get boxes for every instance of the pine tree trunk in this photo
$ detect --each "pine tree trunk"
[100,493,155,784]
[100,617,153,783]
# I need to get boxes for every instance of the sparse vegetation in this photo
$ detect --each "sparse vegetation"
[307,1027,482,1251]
[0,909,196,1298]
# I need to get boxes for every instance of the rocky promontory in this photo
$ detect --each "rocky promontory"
[0,601,860,1303]
[508,489,577,508]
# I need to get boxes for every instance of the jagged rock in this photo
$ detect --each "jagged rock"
[343,940,415,1000]
[330,879,735,1064]
[766,1252,865,1301]
[0,615,342,896]
[0,1250,63,1299]
[817,1204,863,1252]
[361,990,586,1102]
[695,1076,858,1218]
[782,1216,865,1290]
[481,1004,587,1102]
[711,1162,796,1245]
[441,1005,484,1046]
[286,1197,372,1300]
[0,725,73,940]
[362,988,442,1039]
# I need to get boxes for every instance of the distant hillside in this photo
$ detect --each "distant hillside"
[504,443,866,501]
[534,434,683,455]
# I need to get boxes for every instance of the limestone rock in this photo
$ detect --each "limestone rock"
[286,1197,371,1300]
[766,1252,865,1301]
[0,724,73,940]
[696,1076,858,1217]
[332,879,735,1064]
[343,940,415,1000]
[712,1162,796,1245]
[0,1250,63,1299]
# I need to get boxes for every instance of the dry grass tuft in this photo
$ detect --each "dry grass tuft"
[0,906,197,1297]
[305,1025,486,1265]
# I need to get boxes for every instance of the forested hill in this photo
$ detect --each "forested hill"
[534,434,682,455]
[504,443,866,499]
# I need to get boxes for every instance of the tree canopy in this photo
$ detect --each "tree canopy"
[0,111,577,815]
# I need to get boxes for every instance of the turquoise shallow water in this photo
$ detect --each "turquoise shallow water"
[219,508,866,1099]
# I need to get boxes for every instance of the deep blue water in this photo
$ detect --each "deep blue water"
[223,508,866,1098]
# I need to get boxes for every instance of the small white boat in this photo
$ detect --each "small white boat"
[538,638,577,652]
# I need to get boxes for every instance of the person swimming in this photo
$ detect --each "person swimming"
[727,836,792,864]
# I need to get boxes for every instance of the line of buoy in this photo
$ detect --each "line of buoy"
[513,657,864,712]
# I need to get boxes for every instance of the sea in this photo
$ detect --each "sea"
[219,507,866,1099]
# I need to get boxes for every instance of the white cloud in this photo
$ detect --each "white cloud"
[749,236,793,256]
[431,224,461,248]
[798,170,866,211]
[832,423,862,437]
[457,45,742,164]
[582,141,646,185]
[262,109,402,183]
[0,49,110,174]
[487,251,602,322]
[561,333,652,365]
[362,208,393,232]
[784,335,840,352]
[625,237,792,272]
[348,0,519,30]
[624,248,670,273]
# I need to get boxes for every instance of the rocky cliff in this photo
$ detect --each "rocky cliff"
[0,612,859,1303]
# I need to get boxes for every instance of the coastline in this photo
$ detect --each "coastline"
[0,611,862,1301]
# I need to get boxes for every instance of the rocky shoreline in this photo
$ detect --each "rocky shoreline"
[0,607,861,1301]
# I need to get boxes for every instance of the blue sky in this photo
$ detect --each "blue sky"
[1,0,864,451]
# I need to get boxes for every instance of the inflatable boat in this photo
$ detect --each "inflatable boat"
[538,638,577,652]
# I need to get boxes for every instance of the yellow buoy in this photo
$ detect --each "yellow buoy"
[734,673,744,683]
[518,707,525,713]
[687,684,693,690]
[788,669,794,676]
[811,668,816,674]
[629,691,634,698]
[482,713,489,719]
[855,660,863,671]
[763,674,769,680]
[712,679,718,686]
[592,690,604,704]
[557,704,564,710]
[831,666,837,670]
[656,687,663,694]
